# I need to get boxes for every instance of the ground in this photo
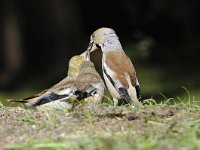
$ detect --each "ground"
[0,99,200,150]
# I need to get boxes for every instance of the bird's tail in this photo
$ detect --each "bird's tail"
[7,93,69,107]
[7,95,39,103]
[7,99,27,103]
[118,87,133,104]
[29,93,70,107]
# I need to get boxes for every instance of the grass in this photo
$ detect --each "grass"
[16,116,38,124]
[5,134,159,150]
[4,121,200,150]
[0,101,4,107]
[1,93,200,150]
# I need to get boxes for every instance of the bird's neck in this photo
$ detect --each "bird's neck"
[101,35,122,53]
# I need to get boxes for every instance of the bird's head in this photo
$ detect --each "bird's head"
[80,60,95,69]
[68,55,85,78]
[68,50,91,78]
[87,27,121,53]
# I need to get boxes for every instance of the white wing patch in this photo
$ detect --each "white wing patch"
[136,78,140,86]
[103,62,123,89]
[56,88,71,95]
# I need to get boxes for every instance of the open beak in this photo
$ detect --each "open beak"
[85,50,90,61]
[80,50,90,61]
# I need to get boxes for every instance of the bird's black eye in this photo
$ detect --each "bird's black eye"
[96,44,101,48]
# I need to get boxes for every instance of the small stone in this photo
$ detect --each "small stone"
[31,125,37,130]
[128,116,138,121]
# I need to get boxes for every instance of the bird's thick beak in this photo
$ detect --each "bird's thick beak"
[80,50,90,61]
[87,42,98,53]
[85,51,90,61]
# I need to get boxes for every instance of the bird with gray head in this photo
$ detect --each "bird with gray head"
[87,27,141,106]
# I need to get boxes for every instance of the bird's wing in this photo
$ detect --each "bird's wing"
[7,89,48,104]
[104,51,135,88]
[73,73,100,95]
[127,57,141,100]
[103,65,133,103]
[71,66,104,100]
[104,51,140,103]
[8,77,75,107]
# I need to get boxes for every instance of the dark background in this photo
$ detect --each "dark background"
[0,0,200,102]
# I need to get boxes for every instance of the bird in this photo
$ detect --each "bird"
[71,53,105,106]
[87,27,141,106]
[7,51,105,109]
[6,51,89,109]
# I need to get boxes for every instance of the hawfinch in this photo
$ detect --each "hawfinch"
[71,53,105,105]
[87,27,141,106]
[8,51,104,108]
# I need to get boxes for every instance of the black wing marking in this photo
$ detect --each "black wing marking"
[30,93,68,107]
[103,67,116,88]
[74,91,89,100]
[118,87,133,104]
[74,89,97,101]
[135,85,141,100]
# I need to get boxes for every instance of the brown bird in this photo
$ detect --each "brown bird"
[7,51,105,109]
[71,56,105,105]
[7,52,89,109]
[87,27,141,106]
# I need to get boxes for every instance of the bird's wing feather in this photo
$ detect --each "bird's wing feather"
[105,51,137,88]
[8,77,75,107]
[74,73,100,91]
[102,64,123,94]
[71,61,103,100]
[28,92,69,107]
[103,66,133,103]
[7,89,48,104]
[103,50,140,103]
